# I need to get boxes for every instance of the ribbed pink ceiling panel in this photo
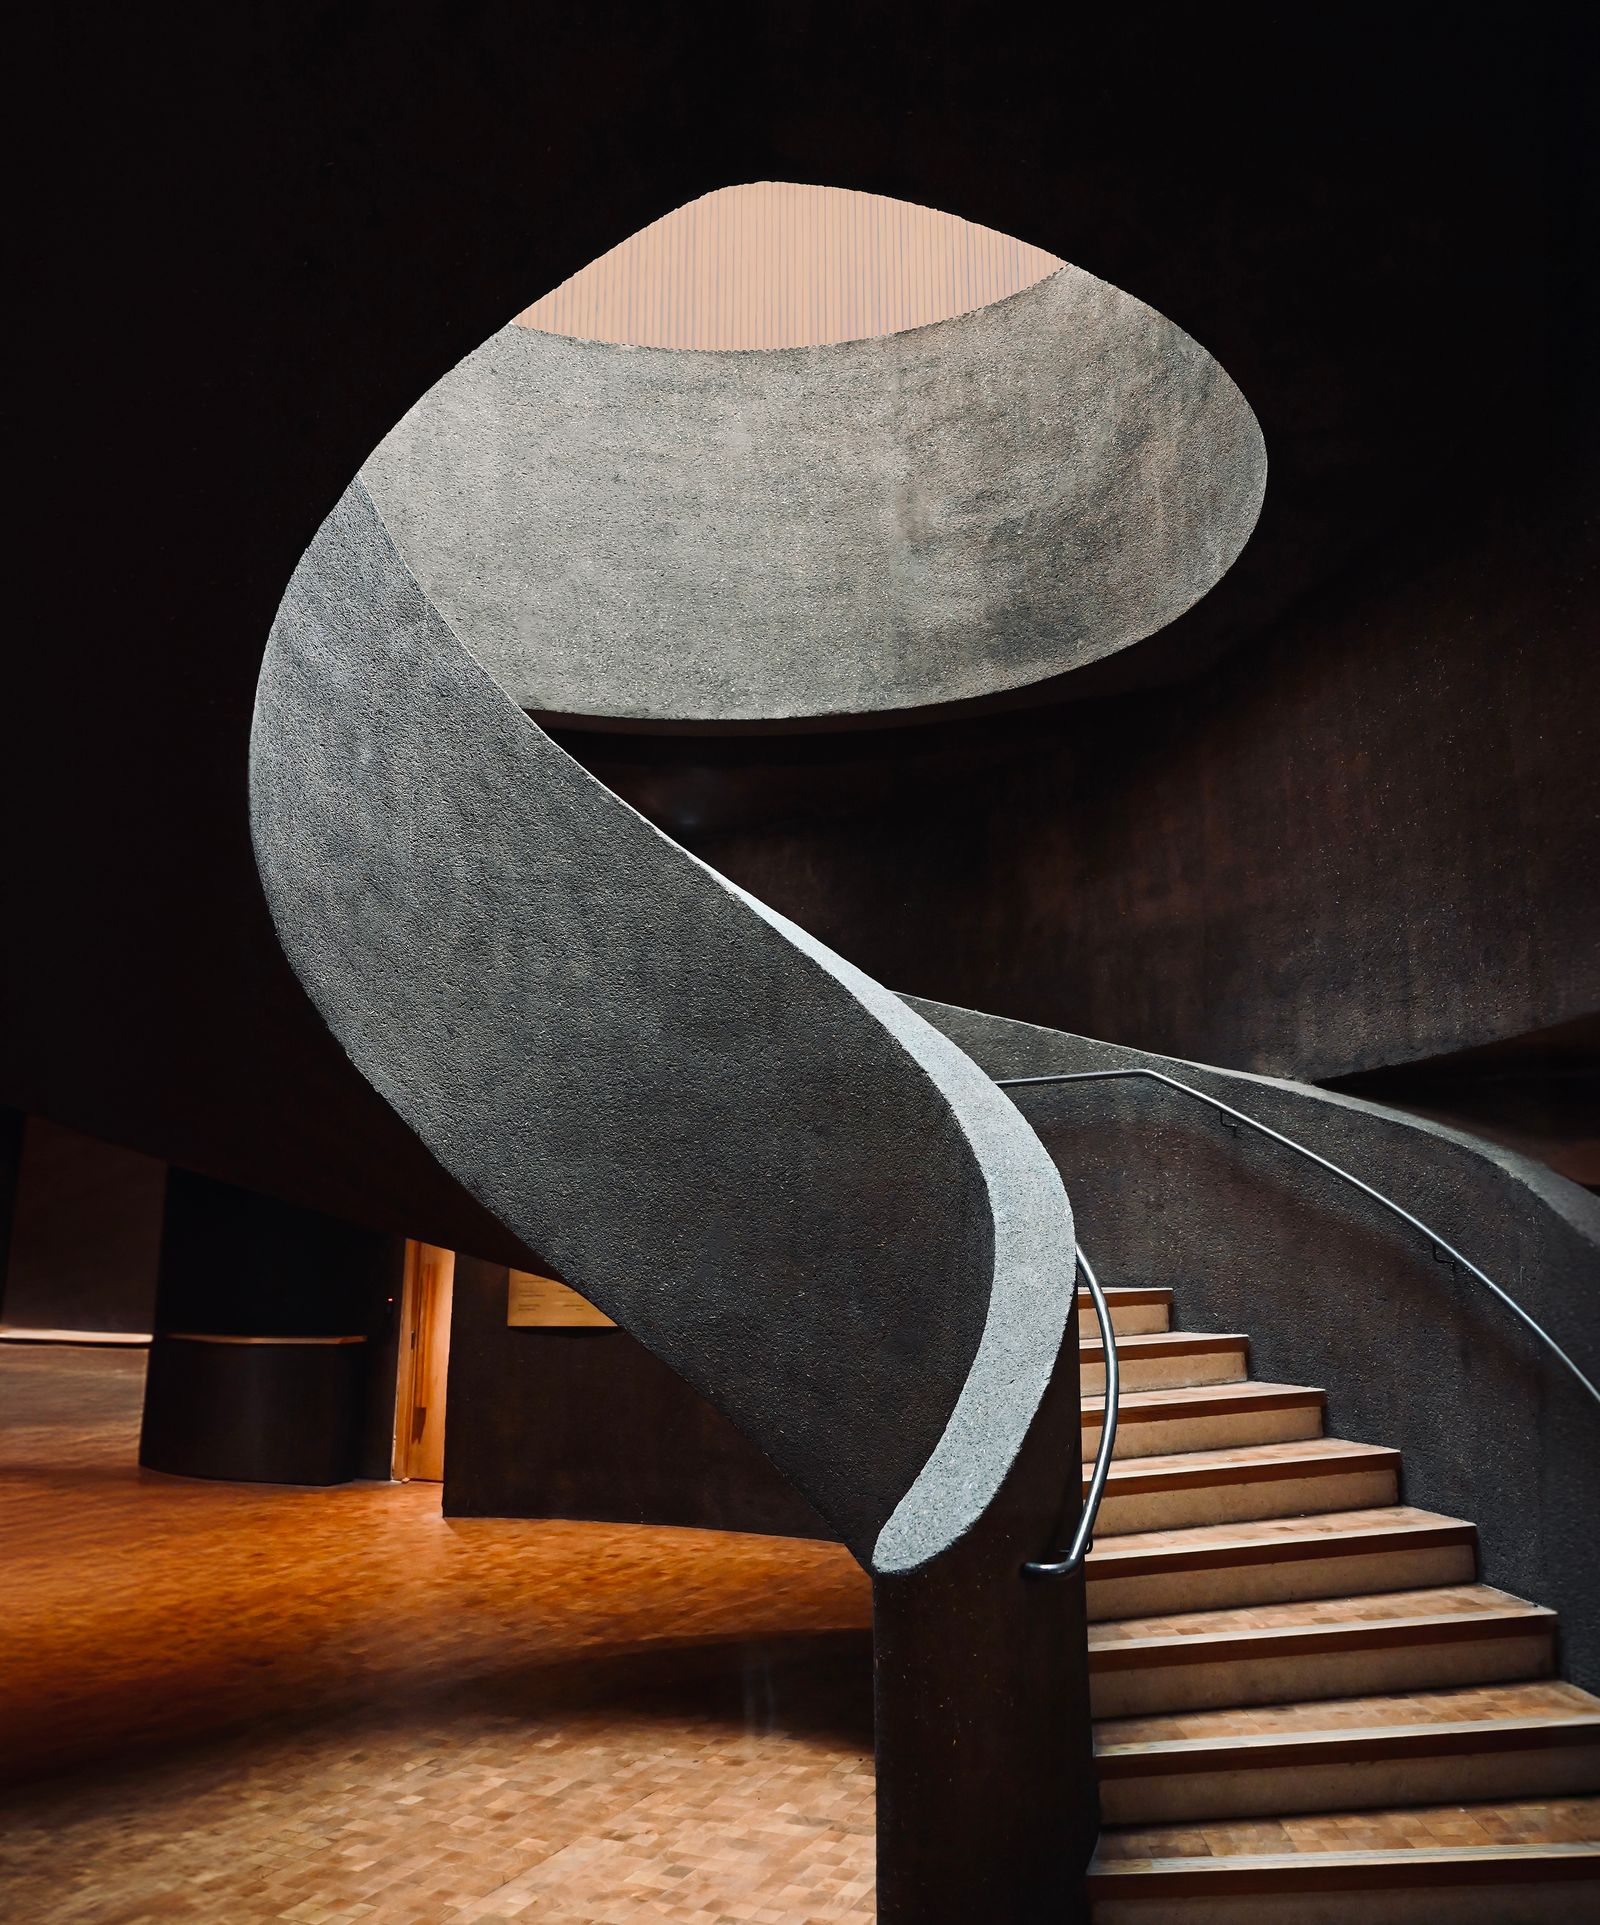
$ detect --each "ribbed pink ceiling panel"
[516,182,1064,349]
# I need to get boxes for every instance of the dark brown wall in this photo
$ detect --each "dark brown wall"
[1,1118,166,1333]
[0,1107,24,1299]
[444,1254,831,1538]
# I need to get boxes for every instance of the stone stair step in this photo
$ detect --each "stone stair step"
[1084,1507,1477,1621]
[1088,1584,1556,1717]
[1082,1332,1249,1395]
[1089,1798,1600,1924]
[1084,1381,1325,1462]
[1093,1788,1600,1857]
[1095,1438,1401,1536]
[1093,1680,1600,1826]
[1081,1287,1173,1337]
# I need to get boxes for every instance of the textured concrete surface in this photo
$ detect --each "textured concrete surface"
[361,267,1264,721]
[250,478,1073,1574]
[907,996,1600,1691]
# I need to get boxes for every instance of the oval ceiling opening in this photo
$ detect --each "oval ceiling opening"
[515,182,1065,350]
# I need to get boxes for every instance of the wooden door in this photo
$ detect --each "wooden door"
[393,1241,455,1480]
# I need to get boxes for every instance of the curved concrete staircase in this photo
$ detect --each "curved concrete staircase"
[247,191,1598,1918]
[1076,1285,1600,1920]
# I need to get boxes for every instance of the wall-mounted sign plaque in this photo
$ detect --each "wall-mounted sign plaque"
[507,1270,615,1328]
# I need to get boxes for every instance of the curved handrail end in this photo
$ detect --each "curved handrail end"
[1022,1246,1118,1579]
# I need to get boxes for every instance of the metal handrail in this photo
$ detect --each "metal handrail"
[996,1066,1600,1410]
[1023,1244,1117,1578]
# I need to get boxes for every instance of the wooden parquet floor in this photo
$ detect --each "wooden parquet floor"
[0,1345,878,1924]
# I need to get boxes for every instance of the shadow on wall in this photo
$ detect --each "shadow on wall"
[1330,1013,1600,1193]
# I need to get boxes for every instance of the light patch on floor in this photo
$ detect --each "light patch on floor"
[0,1345,876,1923]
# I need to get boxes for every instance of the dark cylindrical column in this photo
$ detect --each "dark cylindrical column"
[139,1168,402,1485]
